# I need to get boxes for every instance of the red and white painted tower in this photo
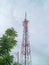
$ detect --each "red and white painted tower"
[20,13,31,65]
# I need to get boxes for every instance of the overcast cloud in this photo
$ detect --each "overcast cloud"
[0,0,49,65]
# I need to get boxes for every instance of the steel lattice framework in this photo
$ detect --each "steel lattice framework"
[20,13,31,65]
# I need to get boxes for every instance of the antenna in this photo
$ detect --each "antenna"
[25,12,27,20]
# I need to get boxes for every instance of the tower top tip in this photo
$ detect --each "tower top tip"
[25,12,27,19]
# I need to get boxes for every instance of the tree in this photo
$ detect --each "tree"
[0,27,17,65]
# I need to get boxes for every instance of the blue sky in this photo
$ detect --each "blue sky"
[0,0,49,65]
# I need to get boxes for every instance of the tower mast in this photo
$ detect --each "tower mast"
[21,13,31,65]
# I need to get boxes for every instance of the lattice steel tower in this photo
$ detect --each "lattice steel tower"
[20,13,31,65]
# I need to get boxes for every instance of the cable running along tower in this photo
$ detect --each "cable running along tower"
[21,13,31,65]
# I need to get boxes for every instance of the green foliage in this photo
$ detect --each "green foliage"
[0,53,13,65]
[13,62,18,65]
[0,57,3,65]
[3,53,13,65]
[5,27,17,38]
[13,62,21,65]
[0,27,18,65]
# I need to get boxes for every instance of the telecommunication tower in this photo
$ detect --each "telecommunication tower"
[20,13,31,65]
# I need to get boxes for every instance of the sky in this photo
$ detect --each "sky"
[0,0,49,65]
